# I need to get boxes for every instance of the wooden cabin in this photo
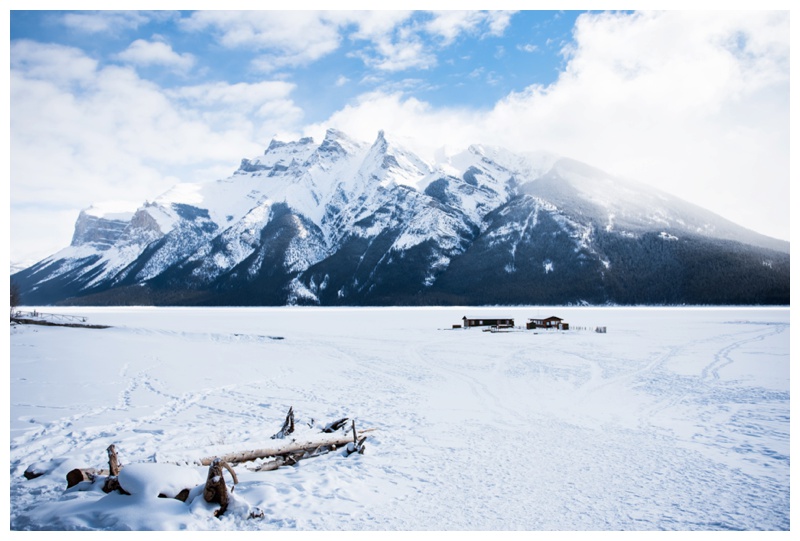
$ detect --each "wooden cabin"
[462,316,515,329]
[527,316,569,330]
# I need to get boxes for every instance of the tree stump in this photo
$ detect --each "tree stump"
[204,458,238,517]
[107,444,121,476]
[271,406,295,439]
[345,420,367,456]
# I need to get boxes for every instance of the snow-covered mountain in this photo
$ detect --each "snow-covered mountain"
[12,129,789,306]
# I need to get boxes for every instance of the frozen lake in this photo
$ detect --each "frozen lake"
[9,306,790,530]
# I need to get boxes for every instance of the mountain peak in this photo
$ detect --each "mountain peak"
[361,130,431,188]
[318,128,363,157]
[265,136,314,154]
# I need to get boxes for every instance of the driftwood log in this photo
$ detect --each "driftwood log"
[66,467,107,488]
[49,408,371,518]
[65,443,124,490]
[198,426,373,466]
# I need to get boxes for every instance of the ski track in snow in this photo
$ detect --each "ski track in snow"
[9,308,789,531]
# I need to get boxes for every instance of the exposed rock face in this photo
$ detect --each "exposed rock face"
[70,211,131,250]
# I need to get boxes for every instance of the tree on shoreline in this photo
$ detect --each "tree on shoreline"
[10,281,21,314]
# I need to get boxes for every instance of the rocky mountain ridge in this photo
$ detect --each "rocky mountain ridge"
[12,129,789,306]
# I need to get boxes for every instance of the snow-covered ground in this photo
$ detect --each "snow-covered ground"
[8,307,790,531]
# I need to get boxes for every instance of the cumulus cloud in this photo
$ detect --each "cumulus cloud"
[180,10,515,73]
[353,10,515,71]
[308,11,789,240]
[303,91,483,155]
[10,40,98,85]
[168,80,304,140]
[182,11,348,71]
[116,39,196,72]
[358,37,437,72]
[425,10,516,44]
[60,10,163,34]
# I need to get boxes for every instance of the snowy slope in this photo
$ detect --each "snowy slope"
[9,306,790,530]
[11,130,790,306]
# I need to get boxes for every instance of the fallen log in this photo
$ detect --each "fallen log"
[198,428,374,466]
[66,468,109,488]
[51,409,374,512]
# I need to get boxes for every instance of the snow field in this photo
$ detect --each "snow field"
[9,307,790,531]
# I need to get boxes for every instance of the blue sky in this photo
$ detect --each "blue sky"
[6,6,792,266]
[9,10,581,123]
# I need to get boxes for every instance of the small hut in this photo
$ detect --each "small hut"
[462,316,515,329]
[527,316,569,330]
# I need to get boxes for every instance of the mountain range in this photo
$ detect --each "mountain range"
[12,129,790,306]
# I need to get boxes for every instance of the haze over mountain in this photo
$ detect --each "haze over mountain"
[12,130,789,306]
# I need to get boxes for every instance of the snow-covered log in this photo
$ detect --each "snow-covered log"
[52,411,372,505]
[198,428,373,466]
[66,468,108,488]
[65,444,120,487]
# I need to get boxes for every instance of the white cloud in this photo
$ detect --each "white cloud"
[180,10,513,73]
[10,41,305,263]
[307,11,789,241]
[425,11,489,44]
[116,39,196,72]
[171,80,296,110]
[303,91,482,158]
[169,80,304,141]
[60,11,155,34]
[336,10,414,41]
[484,11,515,37]
[360,37,437,72]
[10,40,98,85]
[182,11,345,71]
[425,10,515,44]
